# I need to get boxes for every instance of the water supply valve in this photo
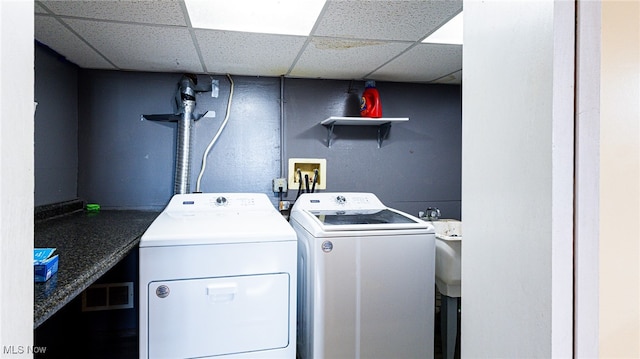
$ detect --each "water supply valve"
[425,207,441,220]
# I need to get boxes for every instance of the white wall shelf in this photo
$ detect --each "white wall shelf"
[320,116,409,148]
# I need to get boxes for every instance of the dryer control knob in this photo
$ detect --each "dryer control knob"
[215,196,228,206]
[336,195,346,204]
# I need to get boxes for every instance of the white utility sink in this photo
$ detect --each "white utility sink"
[428,219,462,359]
[430,219,462,298]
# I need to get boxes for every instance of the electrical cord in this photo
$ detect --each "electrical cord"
[195,74,234,193]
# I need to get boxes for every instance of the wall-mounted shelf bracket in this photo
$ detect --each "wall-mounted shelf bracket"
[325,122,337,148]
[320,117,409,148]
[377,122,392,148]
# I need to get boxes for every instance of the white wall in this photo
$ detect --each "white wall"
[574,1,601,356]
[0,0,35,357]
[461,1,574,357]
[599,1,640,357]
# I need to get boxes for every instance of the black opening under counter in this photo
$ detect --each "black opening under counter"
[34,204,159,328]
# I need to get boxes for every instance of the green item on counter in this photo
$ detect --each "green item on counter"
[86,203,101,212]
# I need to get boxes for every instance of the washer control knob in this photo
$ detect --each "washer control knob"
[215,196,228,206]
[336,195,346,204]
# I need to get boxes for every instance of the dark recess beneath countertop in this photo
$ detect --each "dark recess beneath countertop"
[34,200,159,328]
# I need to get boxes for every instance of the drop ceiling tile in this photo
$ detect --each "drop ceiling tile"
[35,15,116,70]
[196,30,307,76]
[290,37,411,80]
[63,18,202,73]
[35,2,48,14]
[370,43,462,83]
[314,0,463,41]
[38,0,187,26]
[431,70,462,84]
[34,0,465,83]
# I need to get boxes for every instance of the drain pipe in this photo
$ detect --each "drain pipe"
[280,76,285,178]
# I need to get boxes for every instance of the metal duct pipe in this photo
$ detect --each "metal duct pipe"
[174,75,197,194]
[174,99,194,194]
[142,74,208,195]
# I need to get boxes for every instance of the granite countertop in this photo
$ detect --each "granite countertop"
[34,204,159,328]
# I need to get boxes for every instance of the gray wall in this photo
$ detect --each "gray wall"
[284,78,461,218]
[77,71,282,210]
[34,44,78,206]
[36,44,461,218]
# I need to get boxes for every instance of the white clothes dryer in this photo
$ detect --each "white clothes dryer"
[139,193,297,359]
[290,192,435,359]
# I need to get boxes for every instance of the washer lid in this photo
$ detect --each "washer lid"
[140,193,296,247]
[301,208,429,232]
[312,208,419,225]
[290,192,432,235]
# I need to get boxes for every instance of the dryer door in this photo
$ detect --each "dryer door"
[147,273,290,358]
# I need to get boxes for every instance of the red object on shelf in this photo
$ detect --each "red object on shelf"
[360,81,382,118]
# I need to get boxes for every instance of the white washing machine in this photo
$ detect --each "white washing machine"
[139,193,297,359]
[290,192,435,359]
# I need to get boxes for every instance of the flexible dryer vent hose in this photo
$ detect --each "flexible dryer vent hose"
[174,75,197,195]
[174,99,194,194]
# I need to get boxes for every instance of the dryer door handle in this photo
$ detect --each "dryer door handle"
[206,283,238,303]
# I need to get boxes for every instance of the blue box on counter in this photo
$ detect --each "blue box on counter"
[34,248,58,282]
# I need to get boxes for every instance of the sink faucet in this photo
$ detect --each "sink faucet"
[426,207,441,221]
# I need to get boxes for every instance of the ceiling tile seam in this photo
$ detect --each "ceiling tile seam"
[417,10,463,43]
[34,1,53,14]
[285,37,312,77]
[35,13,188,29]
[308,34,416,44]
[179,0,208,74]
[361,41,423,80]
[289,34,415,79]
[34,13,120,70]
[285,0,331,76]
[307,1,331,38]
[428,69,463,83]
